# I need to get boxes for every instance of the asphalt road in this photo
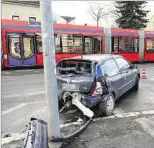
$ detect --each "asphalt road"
[2,64,154,135]
[62,115,154,148]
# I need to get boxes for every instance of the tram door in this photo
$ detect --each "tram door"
[93,37,102,54]
[84,36,102,54]
[7,33,36,66]
[84,37,93,54]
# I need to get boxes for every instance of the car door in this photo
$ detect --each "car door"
[102,58,125,99]
[114,57,136,93]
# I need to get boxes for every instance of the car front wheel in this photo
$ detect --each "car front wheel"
[98,93,115,116]
[133,76,140,91]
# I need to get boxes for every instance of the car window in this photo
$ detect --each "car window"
[102,59,119,77]
[115,58,130,70]
[56,60,92,75]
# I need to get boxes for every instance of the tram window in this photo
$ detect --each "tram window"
[85,37,92,54]
[119,37,139,53]
[8,37,21,59]
[23,37,34,59]
[55,34,61,53]
[29,17,36,23]
[61,34,73,53]
[146,39,154,52]
[12,15,19,20]
[61,34,83,53]
[36,35,43,53]
[134,38,139,52]
[112,37,118,52]
[93,37,102,54]
[73,36,82,52]
[112,37,139,53]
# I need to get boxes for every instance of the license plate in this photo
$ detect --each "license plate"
[62,83,77,90]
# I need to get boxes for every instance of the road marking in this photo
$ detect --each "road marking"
[93,110,154,121]
[26,70,33,72]
[27,101,45,105]
[149,78,154,81]
[2,132,26,145]
[3,72,11,75]
[13,106,47,127]
[113,108,124,114]
[142,110,154,115]
[2,103,27,116]
[2,109,154,145]
[2,91,45,99]
[136,117,154,138]
[15,70,22,72]
[114,111,140,118]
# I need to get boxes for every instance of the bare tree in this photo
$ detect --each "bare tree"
[108,2,121,22]
[88,5,108,26]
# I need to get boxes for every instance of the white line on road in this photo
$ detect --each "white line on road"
[142,110,154,115]
[113,108,124,114]
[2,132,26,145]
[13,106,47,127]
[2,103,27,116]
[27,101,45,105]
[114,111,141,118]
[2,91,45,99]
[3,72,11,75]
[93,110,154,121]
[136,117,154,138]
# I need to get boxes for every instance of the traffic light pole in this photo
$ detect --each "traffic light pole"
[40,0,60,139]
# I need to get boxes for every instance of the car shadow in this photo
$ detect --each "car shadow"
[114,89,138,108]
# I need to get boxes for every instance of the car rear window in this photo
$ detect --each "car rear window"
[56,60,92,75]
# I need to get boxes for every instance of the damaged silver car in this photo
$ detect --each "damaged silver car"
[57,54,140,117]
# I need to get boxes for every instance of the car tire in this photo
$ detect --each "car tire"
[98,93,115,116]
[133,76,139,91]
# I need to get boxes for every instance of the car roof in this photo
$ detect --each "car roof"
[64,54,123,62]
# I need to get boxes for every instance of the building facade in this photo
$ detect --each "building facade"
[146,15,154,31]
[2,0,66,24]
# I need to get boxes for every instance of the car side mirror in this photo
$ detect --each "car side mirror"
[130,64,134,69]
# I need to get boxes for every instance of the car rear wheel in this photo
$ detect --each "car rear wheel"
[98,93,115,116]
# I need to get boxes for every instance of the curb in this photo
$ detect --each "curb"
[93,110,154,122]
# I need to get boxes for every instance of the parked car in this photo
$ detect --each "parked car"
[56,54,140,116]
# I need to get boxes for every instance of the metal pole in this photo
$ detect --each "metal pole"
[40,0,60,139]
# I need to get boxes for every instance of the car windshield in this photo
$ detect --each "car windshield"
[56,59,93,75]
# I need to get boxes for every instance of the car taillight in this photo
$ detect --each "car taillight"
[91,81,103,96]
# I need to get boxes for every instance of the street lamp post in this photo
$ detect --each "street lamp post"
[40,0,60,139]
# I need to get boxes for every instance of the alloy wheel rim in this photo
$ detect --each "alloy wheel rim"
[106,96,114,113]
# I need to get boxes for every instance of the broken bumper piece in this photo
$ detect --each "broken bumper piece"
[24,118,48,148]
[72,93,94,118]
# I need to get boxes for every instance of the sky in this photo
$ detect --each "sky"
[52,1,154,27]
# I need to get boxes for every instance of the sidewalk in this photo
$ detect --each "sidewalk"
[61,114,154,148]
[2,114,154,148]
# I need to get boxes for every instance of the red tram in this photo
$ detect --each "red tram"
[1,19,154,68]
